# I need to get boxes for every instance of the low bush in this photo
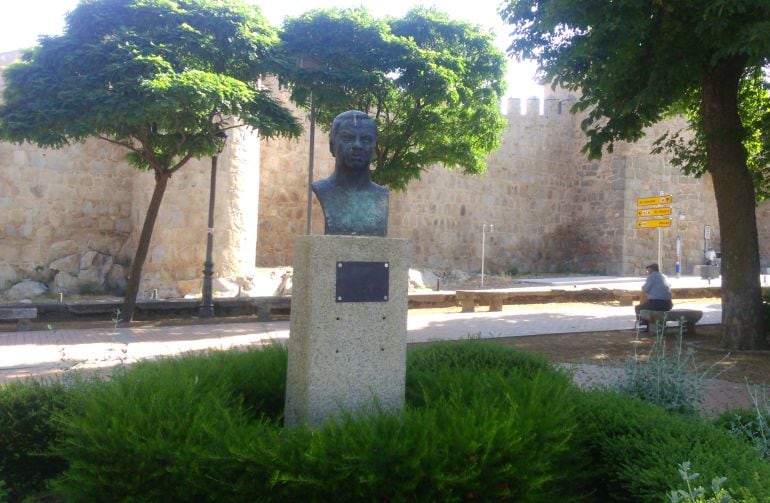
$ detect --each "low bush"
[667,461,734,503]
[223,364,591,501]
[52,345,288,500]
[714,384,770,460]
[406,340,572,406]
[52,341,591,501]
[9,339,765,501]
[574,390,770,501]
[0,379,70,501]
[613,328,707,415]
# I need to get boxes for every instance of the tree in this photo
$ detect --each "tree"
[0,0,300,322]
[500,0,770,349]
[276,7,507,190]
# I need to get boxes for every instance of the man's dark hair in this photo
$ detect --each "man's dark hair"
[645,263,659,272]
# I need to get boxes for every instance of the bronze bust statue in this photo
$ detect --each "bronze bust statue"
[312,110,389,237]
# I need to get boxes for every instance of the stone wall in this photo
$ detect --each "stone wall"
[0,136,134,287]
[613,117,721,276]
[129,126,262,299]
[2,47,769,297]
[256,80,330,266]
[254,86,735,277]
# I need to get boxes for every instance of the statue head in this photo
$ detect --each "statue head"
[329,110,377,173]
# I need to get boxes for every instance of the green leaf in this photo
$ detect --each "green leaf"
[276,6,507,190]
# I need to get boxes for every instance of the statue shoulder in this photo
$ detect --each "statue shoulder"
[312,178,336,199]
[370,181,389,195]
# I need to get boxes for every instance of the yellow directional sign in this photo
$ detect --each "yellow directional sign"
[637,207,672,217]
[637,195,672,206]
[636,218,672,229]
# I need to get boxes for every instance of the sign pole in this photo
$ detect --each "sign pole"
[658,227,662,271]
[675,235,682,278]
[636,193,673,272]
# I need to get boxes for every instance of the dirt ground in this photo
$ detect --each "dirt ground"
[492,323,770,386]
[407,297,770,386]
[13,301,769,387]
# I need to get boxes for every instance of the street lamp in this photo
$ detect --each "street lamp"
[481,223,494,287]
[305,91,316,234]
[299,56,321,235]
[199,128,228,318]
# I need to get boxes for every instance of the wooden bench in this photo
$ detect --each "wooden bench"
[0,307,38,330]
[638,309,703,335]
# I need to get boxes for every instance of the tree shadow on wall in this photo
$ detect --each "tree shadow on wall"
[513,223,606,275]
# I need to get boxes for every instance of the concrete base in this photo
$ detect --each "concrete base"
[284,235,409,427]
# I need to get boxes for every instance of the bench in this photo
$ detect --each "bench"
[455,290,508,313]
[0,307,38,330]
[638,309,703,335]
[252,296,292,322]
[614,290,644,306]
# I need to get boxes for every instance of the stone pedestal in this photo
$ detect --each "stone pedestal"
[284,235,409,427]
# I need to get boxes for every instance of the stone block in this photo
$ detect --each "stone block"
[52,271,79,294]
[0,262,18,289]
[285,235,409,427]
[49,253,81,275]
[5,280,47,300]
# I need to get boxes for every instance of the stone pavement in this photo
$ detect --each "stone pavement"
[0,275,763,416]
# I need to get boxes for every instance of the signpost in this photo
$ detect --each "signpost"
[636,207,672,218]
[637,195,672,206]
[636,193,673,270]
[636,218,672,229]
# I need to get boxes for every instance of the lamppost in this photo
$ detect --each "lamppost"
[305,91,316,234]
[299,56,321,235]
[199,128,227,318]
[481,223,494,287]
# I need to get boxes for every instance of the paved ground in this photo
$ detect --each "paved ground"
[0,274,764,416]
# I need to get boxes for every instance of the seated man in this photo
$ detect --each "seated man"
[634,263,673,331]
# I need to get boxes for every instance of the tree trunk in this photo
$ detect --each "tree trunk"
[121,172,170,323]
[700,59,767,349]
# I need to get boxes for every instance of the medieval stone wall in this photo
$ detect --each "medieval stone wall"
[0,136,134,285]
[2,47,769,297]
[129,126,262,299]
[253,87,734,278]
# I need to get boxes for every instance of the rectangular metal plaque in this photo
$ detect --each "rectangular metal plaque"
[335,261,389,302]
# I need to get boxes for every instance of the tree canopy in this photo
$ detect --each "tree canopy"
[277,7,508,190]
[0,0,300,321]
[500,0,770,349]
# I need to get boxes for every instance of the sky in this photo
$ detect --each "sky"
[0,0,543,100]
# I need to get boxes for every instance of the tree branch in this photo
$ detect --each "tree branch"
[167,152,195,175]
[96,135,142,155]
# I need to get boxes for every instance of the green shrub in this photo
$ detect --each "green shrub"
[0,379,69,501]
[575,390,770,501]
[668,461,734,503]
[52,345,288,501]
[714,384,770,460]
[49,340,767,501]
[613,327,709,415]
[53,341,591,501]
[407,340,568,386]
[225,359,591,501]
